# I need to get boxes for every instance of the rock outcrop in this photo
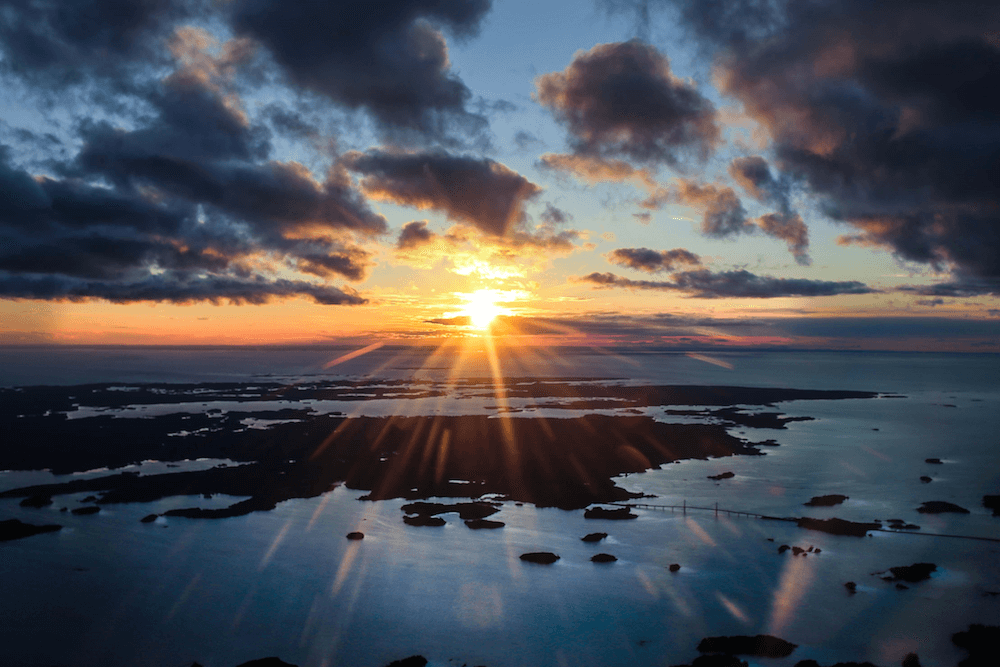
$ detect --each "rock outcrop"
[804,494,848,507]
[520,552,559,564]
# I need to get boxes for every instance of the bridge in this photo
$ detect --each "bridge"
[609,500,792,521]
[606,501,1000,543]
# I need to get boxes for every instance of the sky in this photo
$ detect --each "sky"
[1,0,999,351]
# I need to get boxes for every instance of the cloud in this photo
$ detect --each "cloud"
[607,247,702,273]
[645,180,752,238]
[727,156,810,264]
[0,234,226,281]
[513,130,542,150]
[0,0,192,85]
[897,280,1000,298]
[1,157,191,239]
[397,220,437,250]
[540,204,571,226]
[643,177,810,262]
[755,212,810,265]
[0,58,385,306]
[229,0,491,140]
[344,149,542,236]
[295,247,373,281]
[426,315,472,327]
[575,269,873,298]
[71,64,386,239]
[657,0,1000,280]
[729,156,787,208]
[538,153,655,186]
[772,316,1000,340]
[391,217,586,278]
[0,273,366,305]
[535,40,719,165]
[427,309,1000,347]
[0,156,376,302]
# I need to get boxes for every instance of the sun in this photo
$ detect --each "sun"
[462,289,504,329]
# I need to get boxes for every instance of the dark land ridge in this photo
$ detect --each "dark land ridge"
[697,635,798,658]
[0,518,62,541]
[1,414,763,512]
[0,384,878,515]
[0,383,878,474]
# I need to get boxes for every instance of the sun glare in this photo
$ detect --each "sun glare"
[462,289,504,329]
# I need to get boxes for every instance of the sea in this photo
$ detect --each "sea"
[0,346,998,667]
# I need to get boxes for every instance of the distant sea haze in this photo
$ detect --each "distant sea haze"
[1,345,998,392]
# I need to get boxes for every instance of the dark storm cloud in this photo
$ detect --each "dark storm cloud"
[624,0,1000,280]
[607,247,701,273]
[77,70,269,169]
[0,0,192,84]
[0,273,365,305]
[2,166,191,238]
[80,150,388,237]
[397,220,437,249]
[0,2,401,307]
[0,165,373,303]
[0,72,381,306]
[0,235,227,281]
[344,149,542,237]
[230,0,491,139]
[535,40,719,165]
[73,70,387,239]
[575,269,873,298]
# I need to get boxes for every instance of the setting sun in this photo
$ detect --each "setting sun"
[461,289,505,329]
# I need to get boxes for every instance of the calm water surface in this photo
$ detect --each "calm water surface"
[1,348,998,667]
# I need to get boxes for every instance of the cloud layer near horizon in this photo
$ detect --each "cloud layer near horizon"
[576,269,873,299]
